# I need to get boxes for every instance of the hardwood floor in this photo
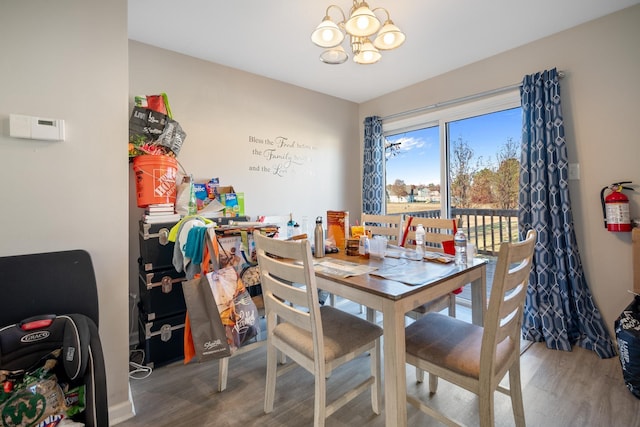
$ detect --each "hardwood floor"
[118,299,639,427]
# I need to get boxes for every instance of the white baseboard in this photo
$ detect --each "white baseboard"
[108,383,136,425]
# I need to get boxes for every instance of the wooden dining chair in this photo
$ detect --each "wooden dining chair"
[253,231,382,427]
[361,213,404,243]
[404,229,536,427]
[402,215,460,320]
[402,216,460,382]
[335,213,404,312]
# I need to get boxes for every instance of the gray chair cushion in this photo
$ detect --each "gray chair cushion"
[405,312,514,378]
[274,306,382,362]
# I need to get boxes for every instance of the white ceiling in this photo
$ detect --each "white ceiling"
[128,0,638,103]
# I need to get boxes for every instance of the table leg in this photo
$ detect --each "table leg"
[470,266,487,326]
[383,299,407,427]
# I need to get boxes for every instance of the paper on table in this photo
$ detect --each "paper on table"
[313,259,378,278]
[371,261,459,286]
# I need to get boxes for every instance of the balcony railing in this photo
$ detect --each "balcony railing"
[401,208,519,256]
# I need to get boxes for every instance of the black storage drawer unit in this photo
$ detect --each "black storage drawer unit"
[138,268,187,321]
[138,217,250,272]
[138,220,176,272]
[138,312,185,368]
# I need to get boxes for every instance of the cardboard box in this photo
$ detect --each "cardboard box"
[217,186,235,197]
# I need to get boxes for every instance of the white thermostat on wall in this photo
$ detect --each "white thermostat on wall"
[9,114,65,141]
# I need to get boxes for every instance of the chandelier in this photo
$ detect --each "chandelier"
[311,1,406,65]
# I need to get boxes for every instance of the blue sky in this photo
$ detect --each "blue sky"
[385,107,522,186]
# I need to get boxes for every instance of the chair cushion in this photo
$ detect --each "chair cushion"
[274,306,382,362]
[405,313,514,379]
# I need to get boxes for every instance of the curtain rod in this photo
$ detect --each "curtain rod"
[381,70,565,122]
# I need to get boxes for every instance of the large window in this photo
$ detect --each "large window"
[383,90,521,255]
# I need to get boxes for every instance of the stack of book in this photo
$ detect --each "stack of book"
[143,203,180,224]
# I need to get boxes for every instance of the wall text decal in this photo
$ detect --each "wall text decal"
[248,135,314,178]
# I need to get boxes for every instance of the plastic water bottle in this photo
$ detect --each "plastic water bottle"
[300,216,309,237]
[286,213,295,239]
[314,216,325,258]
[187,175,197,216]
[454,229,467,266]
[415,224,425,257]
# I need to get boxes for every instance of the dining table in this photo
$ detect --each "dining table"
[313,249,487,427]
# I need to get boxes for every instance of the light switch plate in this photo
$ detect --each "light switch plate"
[568,163,580,180]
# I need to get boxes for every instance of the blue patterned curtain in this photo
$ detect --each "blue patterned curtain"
[363,116,384,215]
[519,68,615,358]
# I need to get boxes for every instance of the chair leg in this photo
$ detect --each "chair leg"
[448,293,456,317]
[416,366,424,383]
[218,356,229,392]
[314,369,327,427]
[509,362,526,427]
[366,307,376,323]
[371,338,381,414]
[428,373,438,394]
[264,343,278,414]
[478,389,495,427]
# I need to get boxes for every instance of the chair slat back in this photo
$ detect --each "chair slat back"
[254,231,322,337]
[361,214,403,243]
[403,216,458,253]
[481,230,536,374]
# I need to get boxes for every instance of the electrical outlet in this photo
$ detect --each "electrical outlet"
[129,292,137,300]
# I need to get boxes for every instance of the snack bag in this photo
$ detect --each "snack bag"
[64,385,86,418]
[1,376,66,427]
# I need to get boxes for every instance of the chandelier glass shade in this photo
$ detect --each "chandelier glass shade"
[311,1,406,65]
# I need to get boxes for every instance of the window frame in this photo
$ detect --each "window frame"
[382,90,521,216]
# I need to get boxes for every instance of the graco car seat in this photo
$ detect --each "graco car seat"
[0,249,108,427]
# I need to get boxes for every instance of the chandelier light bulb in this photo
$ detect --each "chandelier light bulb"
[322,29,335,42]
[353,39,381,64]
[382,33,395,46]
[356,16,370,30]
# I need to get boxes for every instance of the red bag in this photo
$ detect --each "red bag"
[146,93,172,118]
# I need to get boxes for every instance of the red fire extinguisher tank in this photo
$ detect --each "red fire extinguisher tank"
[601,182,633,232]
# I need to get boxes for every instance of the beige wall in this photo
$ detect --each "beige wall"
[360,5,640,337]
[0,0,133,423]
[128,41,360,225]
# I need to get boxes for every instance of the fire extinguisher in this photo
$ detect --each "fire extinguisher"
[600,181,633,232]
